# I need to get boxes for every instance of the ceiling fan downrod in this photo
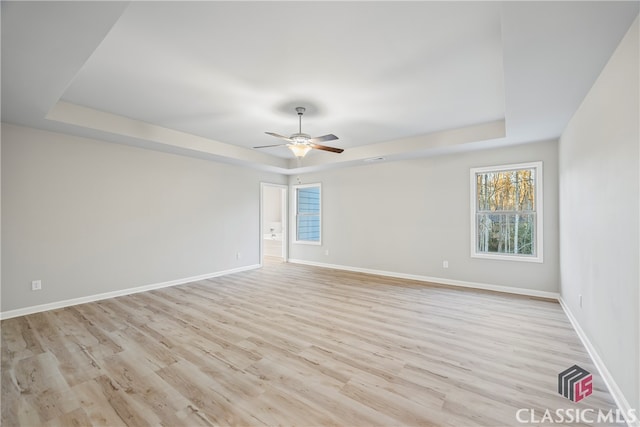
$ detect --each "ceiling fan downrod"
[296,107,305,134]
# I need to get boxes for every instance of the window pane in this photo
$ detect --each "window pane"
[296,186,320,242]
[297,187,320,213]
[476,213,536,255]
[476,168,535,212]
[297,215,320,241]
[472,162,542,262]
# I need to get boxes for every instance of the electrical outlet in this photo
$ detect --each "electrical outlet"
[236,252,241,260]
[442,260,449,269]
[579,294,583,308]
[325,250,329,256]
[31,280,42,291]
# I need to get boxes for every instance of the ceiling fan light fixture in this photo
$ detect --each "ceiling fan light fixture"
[288,144,312,158]
[256,106,342,157]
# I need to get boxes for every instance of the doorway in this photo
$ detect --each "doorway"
[260,183,287,263]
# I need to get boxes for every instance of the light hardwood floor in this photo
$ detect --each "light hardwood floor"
[1,261,623,426]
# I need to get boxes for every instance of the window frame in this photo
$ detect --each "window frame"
[470,161,543,263]
[293,183,322,245]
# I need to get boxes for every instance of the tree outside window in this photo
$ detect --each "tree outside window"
[471,162,543,262]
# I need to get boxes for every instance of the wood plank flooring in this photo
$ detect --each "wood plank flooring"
[1,261,623,426]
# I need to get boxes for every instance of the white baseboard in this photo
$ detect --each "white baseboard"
[0,264,261,320]
[3,258,634,425]
[287,258,559,300]
[559,297,639,427]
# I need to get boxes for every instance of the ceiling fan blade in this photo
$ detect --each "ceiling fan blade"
[308,134,338,144]
[265,132,293,142]
[253,143,288,149]
[310,144,344,154]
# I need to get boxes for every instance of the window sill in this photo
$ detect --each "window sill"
[472,253,543,263]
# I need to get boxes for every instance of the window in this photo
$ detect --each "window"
[294,183,321,244]
[471,162,543,262]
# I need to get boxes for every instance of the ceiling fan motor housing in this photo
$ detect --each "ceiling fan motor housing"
[291,133,311,144]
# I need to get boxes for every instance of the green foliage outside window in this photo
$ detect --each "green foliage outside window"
[476,168,537,256]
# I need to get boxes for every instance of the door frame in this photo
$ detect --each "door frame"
[259,182,288,265]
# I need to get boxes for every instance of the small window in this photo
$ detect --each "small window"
[294,183,321,244]
[471,162,543,262]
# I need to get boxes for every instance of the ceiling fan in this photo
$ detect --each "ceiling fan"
[254,107,344,158]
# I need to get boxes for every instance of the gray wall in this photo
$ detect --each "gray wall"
[289,139,559,294]
[559,17,639,413]
[2,123,286,313]
[263,186,283,229]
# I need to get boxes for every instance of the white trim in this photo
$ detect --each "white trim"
[4,257,632,425]
[558,297,639,427]
[470,161,544,263]
[287,258,559,300]
[0,264,260,320]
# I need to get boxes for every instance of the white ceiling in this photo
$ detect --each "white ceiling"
[2,1,638,174]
